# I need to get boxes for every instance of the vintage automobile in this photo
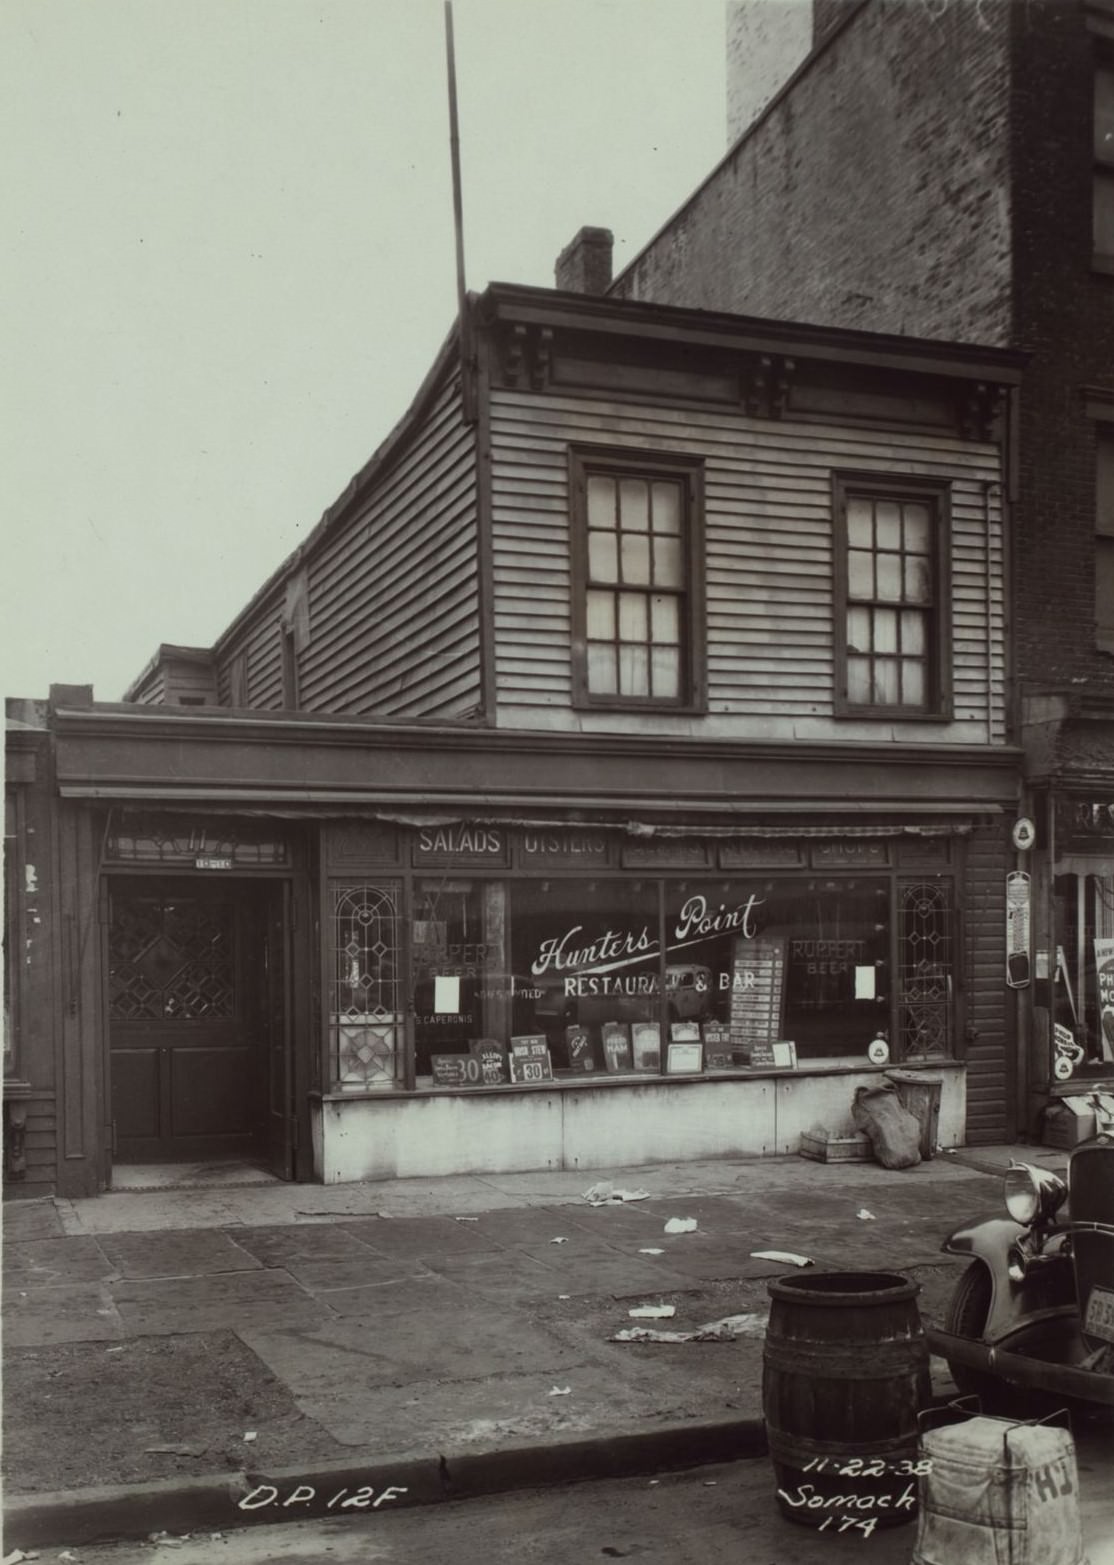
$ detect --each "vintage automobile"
[925,1127,1114,1411]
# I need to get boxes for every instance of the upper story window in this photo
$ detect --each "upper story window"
[1095,60,1114,266]
[1097,426,1114,652]
[834,474,952,719]
[570,449,704,710]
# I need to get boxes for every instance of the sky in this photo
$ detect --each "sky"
[1,0,732,701]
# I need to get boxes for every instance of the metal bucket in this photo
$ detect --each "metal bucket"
[762,1270,931,1530]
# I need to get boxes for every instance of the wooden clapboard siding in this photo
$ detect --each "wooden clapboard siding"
[963,825,1012,1142]
[211,361,481,719]
[129,668,165,705]
[244,615,283,709]
[297,372,479,717]
[11,1093,58,1194]
[489,390,1006,739]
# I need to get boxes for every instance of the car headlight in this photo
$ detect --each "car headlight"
[1004,1161,1067,1226]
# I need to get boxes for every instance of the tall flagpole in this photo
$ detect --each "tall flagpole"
[444,2,475,421]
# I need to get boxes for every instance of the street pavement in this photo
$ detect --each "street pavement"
[5,1142,1107,1554]
[37,1440,1114,1565]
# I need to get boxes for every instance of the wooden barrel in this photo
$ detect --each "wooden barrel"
[762,1270,931,1531]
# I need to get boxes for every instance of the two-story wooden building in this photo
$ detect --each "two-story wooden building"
[4,276,1023,1196]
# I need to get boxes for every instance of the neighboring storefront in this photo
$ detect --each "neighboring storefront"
[1018,767,1114,1134]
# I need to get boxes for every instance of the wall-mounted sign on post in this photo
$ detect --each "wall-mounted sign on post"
[1006,870,1031,989]
[1011,817,1036,852]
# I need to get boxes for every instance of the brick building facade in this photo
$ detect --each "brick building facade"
[612,0,1114,1133]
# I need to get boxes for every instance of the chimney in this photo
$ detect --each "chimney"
[555,227,613,295]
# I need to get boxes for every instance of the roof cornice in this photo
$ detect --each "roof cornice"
[479,283,1026,383]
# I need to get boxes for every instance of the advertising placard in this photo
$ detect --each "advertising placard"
[1095,938,1114,1061]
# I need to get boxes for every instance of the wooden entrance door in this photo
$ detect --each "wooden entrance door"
[108,878,283,1164]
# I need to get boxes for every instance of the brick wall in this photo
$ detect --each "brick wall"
[1009,0,1114,695]
[725,0,811,146]
[614,0,1015,348]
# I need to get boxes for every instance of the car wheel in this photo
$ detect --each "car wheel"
[943,1263,1016,1415]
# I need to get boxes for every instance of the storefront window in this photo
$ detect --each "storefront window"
[661,879,890,1061]
[510,880,663,1069]
[327,847,959,1090]
[331,882,402,1090]
[1053,870,1114,1068]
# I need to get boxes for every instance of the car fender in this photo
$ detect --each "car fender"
[940,1215,1025,1264]
[941,1216,1075,1342]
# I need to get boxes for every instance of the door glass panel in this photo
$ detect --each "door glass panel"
[110,896,234,1020]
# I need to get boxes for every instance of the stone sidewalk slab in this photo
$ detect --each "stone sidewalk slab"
[110,1269,325,1335]
[96,1229,263,1278]
[3,1235,115,1287]
[336,1213,505,1258]
[3,1281,124,1347]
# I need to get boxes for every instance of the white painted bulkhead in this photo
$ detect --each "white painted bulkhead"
[312,1065,965,1184]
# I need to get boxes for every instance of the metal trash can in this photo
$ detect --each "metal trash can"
[885,1070,943,1160]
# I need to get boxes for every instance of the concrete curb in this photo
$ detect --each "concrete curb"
[3,1417,769,1550]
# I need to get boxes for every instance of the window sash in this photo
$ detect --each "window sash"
[571,450,704,709]
[835,476,951,718]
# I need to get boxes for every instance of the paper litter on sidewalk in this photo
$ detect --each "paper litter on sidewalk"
[548,1385,572,1396]
[857,1208,876,1221]
[550,1236,568,1244]
[454,1216,480,1223]
[583,1181,651,1206]
[664,1217,697,1234]
[638,1247,664,1256]
[611,1312,767,1345]
[628,1304,676,1319]
[750,1249,813,1267]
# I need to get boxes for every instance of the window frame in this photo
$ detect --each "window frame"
[1094,54,1114,272]
[832,471,953,722]
[1096,419,1114,653]
[568,445,706,714]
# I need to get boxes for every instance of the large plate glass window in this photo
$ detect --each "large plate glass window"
[834,474,952,719]
[510,881,663,1070]
[661,878,892,1061]
[570,448,705,711]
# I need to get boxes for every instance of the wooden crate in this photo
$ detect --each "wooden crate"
[799,1130,873,1163]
